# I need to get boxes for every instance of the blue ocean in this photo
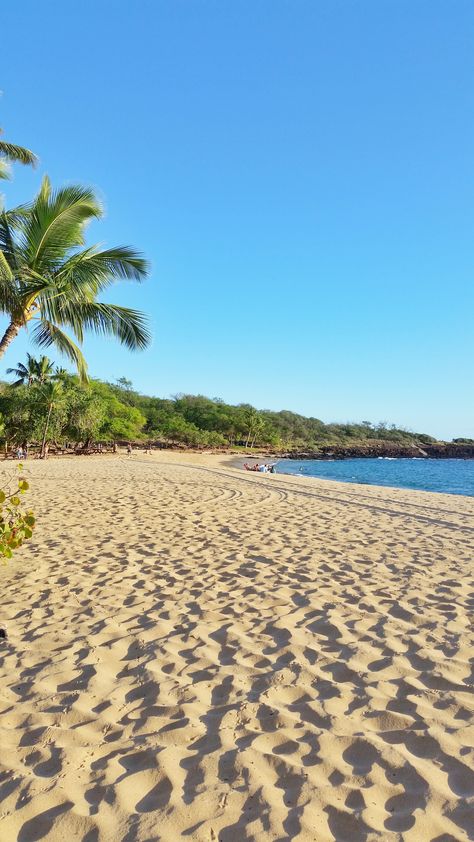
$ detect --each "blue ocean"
[277,458,474,497]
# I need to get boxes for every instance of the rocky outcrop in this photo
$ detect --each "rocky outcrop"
[116,440,474,460]
[284,441,474,460]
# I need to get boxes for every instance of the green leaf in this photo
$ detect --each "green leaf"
[0,140,38,167]
[0,250,13,282]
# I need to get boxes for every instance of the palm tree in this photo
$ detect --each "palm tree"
[53,366,69,381]
[38,381,64,458]
[250,415,266,448]
[0,128,37,181]
[0,176,150,378]
[243,407,260,448]
[6,353,39,386]
[6,352,54,387]
[35,355,55,384]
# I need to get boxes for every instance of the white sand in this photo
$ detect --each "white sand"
[0,452,473,841]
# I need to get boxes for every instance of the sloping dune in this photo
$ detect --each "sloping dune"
[0,454,473,841]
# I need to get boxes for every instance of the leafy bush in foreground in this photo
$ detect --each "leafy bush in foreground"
[0,466,35,560]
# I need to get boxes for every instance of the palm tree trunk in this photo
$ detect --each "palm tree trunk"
[40,403,53,459]
[0,320,21,358]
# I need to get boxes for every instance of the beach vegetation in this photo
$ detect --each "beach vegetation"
[0,464,35,560]
[38,381,66,458]
[6,353,55,387]
[0,365,447,455]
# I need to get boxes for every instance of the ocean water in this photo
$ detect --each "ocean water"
[277,457,474,497]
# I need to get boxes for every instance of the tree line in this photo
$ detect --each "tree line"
[0,359,440,455]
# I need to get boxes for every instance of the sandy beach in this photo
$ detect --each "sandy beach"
[0,452,473,842]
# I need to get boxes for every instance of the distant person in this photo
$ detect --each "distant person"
[258,464,267,473]
[127,443,132,456]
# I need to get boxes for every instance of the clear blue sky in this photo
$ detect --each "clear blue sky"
[1,1,473,439]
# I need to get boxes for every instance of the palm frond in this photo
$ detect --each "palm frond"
[6,359,30,387]
[0,207,32,294]
[0,141,38,167]
[32,320,88,381]
[0,211,16,263]
[38,175,51,202]
[0,250,13,282]
[20,178,103,272]
[37,355,55,381]
[6,363,28,377]
[56,246,149,294]
[0,160,11,181]
[0,233,22,312]
[48,301,151,351]
[1,203,33,229]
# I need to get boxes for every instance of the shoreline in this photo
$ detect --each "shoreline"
[220,453,473,498]
[3,441,473,464]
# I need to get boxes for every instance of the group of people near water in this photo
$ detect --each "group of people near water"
[243,462,276,474]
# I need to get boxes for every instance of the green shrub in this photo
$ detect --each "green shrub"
[0,465,35,560]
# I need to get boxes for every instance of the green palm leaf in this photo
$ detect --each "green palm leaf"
[32,320,88,381]
[0,160,11,181]
[56,246,149,293]
[64,302,151,350]
[21,177,103,271]
[0,251,13,282]
[0,140,38,167]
